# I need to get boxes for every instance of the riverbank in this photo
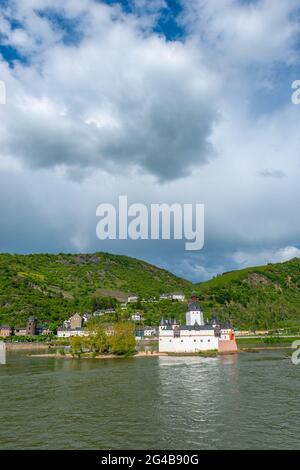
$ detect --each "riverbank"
[236,336,300,345]
[240,346,292,352]
[28,343,295,358]
[29,351,164,359]
[236,336,299,352]
[5,342,50,351]
[6,335,299,354]
[28,349,227,359]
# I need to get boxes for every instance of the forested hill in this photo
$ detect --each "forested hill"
[1,253,300,329]
[0,252,191,327]
[196,258,300,329]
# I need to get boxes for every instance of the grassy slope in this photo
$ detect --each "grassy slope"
[2,253,300,329]
[0,252,191,327]
[195,258,300,329]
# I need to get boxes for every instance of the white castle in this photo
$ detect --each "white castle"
[159,297,237,354]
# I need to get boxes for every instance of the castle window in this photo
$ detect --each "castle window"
[173,328,180,338]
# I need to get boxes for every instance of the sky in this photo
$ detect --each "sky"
[1,0,300,281]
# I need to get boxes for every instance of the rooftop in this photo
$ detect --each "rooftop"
[187,301,202,312]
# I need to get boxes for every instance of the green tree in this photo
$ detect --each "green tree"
[70,336,84,357]
[91,295,119,311]
[109,322,136,356]
[90,325,109,353]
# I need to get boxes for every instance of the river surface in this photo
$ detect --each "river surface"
[0,349,299,449]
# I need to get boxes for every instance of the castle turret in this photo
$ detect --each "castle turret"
[26,316,37,336]
[186,298,204,326]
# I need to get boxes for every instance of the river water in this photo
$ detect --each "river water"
[0,349,299,449]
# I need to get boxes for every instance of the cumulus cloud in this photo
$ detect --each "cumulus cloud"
[0,0,219,181]
[232,246,300,269]
[181,0,300,65]
[1,0,300,281]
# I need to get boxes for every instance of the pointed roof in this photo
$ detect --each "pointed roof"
[187,301,202,312]
[28,316,37,322]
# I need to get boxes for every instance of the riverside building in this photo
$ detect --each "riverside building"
[159,296,237,354]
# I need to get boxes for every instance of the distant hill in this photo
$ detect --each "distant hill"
[0,252,191,327]
[1,253,300,330]
[195,258,300,329]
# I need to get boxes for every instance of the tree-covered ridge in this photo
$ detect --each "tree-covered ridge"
[2,253,300,330]
[0,252,191,327]
[196,258,300,329]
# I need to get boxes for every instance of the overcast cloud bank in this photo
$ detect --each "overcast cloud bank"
[1,0,300,281]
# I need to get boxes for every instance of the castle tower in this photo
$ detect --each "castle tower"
[186,298,204,326]
[69,313,83,330]
[26,316,37,336]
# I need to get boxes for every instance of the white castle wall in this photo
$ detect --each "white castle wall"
[159,327,218,352]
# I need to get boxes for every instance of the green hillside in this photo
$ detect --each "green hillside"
[0,252,191,328]
[195,258,300,329]
[2,253,300,330]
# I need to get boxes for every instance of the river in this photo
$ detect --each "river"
[0,349,299,449]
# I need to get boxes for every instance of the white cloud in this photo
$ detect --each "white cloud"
[181,0,300,65]
[0,0,219,181]
[232,246,300,269]
[1,0,300,281]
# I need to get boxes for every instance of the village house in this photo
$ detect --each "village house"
[57,313,85,338]
[93,308,115,317]
[131,313,143,322]
[144,327,158,337]
[57,327,89,338]
[127,294,138,303]
[171,292,185,301]
[135,327,158,340]
[0,326,13,337]
[0,317,50,338]
[14,327,27,336]
[159,293,172,300]
[160,293,185,301]
[35,325,50,335]
[26,317,50,336]
[69,313,83,329]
